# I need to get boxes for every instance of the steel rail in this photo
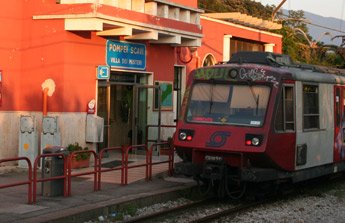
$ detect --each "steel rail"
[123,198,215,223]
[121,196,276,223]
[124,144,149,185]
[98,146,125,190]
[67,150,98,196]
[189,200,265,223]
[0,157,32,204]
[148,142,174,179]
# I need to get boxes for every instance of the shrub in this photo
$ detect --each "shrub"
[66,142,90,161]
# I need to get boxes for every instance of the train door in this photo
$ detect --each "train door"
[97,71,152,149]
[334,86,345,162]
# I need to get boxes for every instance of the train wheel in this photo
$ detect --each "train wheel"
[217,179,226,198]
[225,175,246,199]
[196,177,212,196]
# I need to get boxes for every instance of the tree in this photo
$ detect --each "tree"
[199,0,274,19]
[199,0,344,67]
[275,10,313,63]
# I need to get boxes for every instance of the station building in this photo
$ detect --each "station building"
[0,0,282,163]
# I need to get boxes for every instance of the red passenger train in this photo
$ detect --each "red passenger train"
[173,51,345,197]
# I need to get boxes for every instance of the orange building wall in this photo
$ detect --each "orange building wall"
[0,1,25,111]
[18,15,103,113]
[198,18,282,64]
[147,44,175,82]
[0,0,281,114]
[0,0,180,113]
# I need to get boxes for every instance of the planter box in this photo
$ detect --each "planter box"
[70,157,90,169]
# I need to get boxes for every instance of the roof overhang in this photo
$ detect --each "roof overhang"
[33,4,202,47]
[202,12,282,30]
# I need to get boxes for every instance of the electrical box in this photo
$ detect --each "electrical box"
[41,116,61,154]
[85,115,104,143]
[18,115,38,168]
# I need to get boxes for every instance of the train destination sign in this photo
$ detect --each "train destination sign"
[194,66,279,88]
[106,40,146,70]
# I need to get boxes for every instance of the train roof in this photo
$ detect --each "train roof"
[226,51,345,85]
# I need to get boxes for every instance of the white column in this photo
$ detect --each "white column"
[132,0,144,13]
[264,43,275,53]
[145,2,157,15]
[118,0,131,9]
[223,35,232,62]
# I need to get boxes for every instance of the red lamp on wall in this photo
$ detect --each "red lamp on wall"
[177,47,197,64]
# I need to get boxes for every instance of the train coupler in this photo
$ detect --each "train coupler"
[201,161,226,181]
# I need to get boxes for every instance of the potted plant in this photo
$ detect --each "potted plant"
[67,142,90,169]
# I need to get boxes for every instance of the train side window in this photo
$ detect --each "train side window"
[275,85,295,132]
[303,84,319,130]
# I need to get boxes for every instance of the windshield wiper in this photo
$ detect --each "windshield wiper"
[209,83,214,114]
[248,83,259,115]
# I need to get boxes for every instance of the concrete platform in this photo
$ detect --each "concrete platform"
[0,155,195,223]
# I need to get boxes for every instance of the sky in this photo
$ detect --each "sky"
[255,0,345,20]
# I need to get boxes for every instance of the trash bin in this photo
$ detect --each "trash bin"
[42,146,68,196]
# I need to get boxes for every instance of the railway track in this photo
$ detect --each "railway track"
[122,197,270,223]
[189,200,268,223]
[122,198,214,223]
[95,175,345,223]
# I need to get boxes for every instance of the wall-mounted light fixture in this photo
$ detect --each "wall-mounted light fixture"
[177,47,197,64]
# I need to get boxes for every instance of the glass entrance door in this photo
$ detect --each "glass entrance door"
[97,72,149,149]
[97,84,134,149]
[131,85,161,146]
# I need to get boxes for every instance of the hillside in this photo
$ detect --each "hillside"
[198,1,345,47]
[303,11,344,46]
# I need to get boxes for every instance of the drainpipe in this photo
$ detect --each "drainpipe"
[42,88,48,116]
[41,79,56,116]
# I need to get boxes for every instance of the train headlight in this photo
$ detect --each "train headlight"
[228,69,238,79]
[178,129,194,141]
[179,132,187,140]
[245,134,263,147]
[251,137,260,146]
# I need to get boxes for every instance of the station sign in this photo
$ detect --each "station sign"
[106,40,146,70]
[97,65,110,80]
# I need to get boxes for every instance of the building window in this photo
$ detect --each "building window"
[275,85,295,132]
[303,84,319,130]
[153,81,173,111]
[230,38,264,57]
[202,54,216,67]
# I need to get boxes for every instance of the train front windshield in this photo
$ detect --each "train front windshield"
[186,82,271,127]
